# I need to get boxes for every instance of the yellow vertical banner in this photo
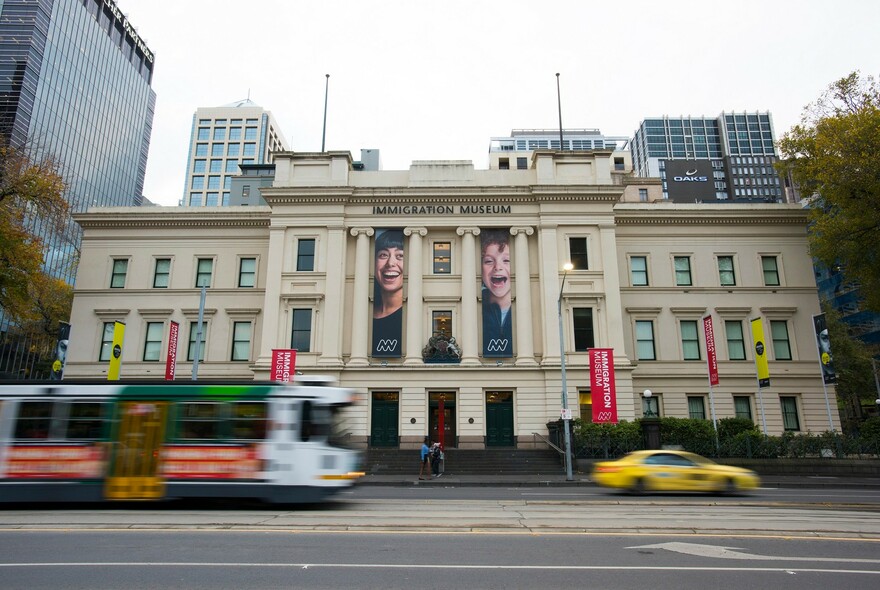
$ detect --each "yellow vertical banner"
[107,321,126,381]
[749,317,770,387]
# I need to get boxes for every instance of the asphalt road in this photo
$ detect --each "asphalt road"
[1,529,879,589]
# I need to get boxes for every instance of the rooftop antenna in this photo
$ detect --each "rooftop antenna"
[321,74,330,152]
[556,73,564,151]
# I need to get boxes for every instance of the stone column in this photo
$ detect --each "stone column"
[539,225,562,366]
[256,226,286,368]
[404,227,427,365]
[457,227,480,366]
[318,226,345,367]
[511,226,537,366]
[348,227,374,366]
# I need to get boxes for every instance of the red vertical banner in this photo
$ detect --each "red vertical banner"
[271,349,297,382]
[703,315,719,386]
[164,321,179,381]
[589,348,618,423]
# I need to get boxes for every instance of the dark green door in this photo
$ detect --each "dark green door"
[370,393,399,447]
[486,392,514,447]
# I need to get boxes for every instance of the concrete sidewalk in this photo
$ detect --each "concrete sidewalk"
[358,472,880,488]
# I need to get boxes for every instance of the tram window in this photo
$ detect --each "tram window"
[178,402,223,440]
[231,402,268,440]
[300,401,330,442]
[14,401,53,439]
[65,402,108,440]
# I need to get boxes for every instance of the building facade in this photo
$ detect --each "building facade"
[66,151,838,447]
[489,129,631,172]
[182,100,288,207]
[631,113,784,203]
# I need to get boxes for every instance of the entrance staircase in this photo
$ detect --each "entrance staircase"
[364,448,564,476]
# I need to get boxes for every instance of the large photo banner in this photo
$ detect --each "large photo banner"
[372,228,404,357]
[813,313,836,384]
[481,228,513,358]
[590,348,618,423]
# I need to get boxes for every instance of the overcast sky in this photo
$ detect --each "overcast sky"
[121,0,880,206]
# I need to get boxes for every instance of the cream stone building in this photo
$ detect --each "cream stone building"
[66,150,838,448]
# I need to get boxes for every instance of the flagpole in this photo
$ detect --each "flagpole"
[555,73,564,151]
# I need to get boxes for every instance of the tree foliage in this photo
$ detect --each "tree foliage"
[776,72,880,312]
[0,141,69,324]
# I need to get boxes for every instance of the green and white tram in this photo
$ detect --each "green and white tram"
[0,380,364,504]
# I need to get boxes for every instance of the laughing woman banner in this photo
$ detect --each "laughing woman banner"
[372,229,404,357]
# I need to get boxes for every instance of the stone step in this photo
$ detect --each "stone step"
[365,448,563,475]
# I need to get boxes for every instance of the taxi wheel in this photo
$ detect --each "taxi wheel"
[630,477,647,494]
[724,478,738,495]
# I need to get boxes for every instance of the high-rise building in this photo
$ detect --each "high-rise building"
[630,113,784,203]
[488,129,630,171]
[182,100,288,207]
[0,0,156,378]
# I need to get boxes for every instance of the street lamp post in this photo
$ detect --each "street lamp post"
[558,262,575,481]
[643,389,654,417]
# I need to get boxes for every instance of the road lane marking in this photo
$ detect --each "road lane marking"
[630,541,880,563]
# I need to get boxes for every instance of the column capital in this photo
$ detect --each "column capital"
[350,227,375,237]
[404,227,428,237]
[510,226,534,237]
[456,227,481,237]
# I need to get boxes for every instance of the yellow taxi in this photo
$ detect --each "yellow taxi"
[591,449,760,494]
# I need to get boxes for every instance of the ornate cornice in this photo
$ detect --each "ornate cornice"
[73,208,272,230]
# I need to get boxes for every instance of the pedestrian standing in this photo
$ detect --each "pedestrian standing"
[431,441,443,478]
[419,436,432,480]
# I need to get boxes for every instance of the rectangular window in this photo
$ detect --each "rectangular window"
[631,256,648,286]
[762,256,780,286]
[674,256,692,286]
[499,158,509,170]
[725,320,746,360]
[207,176,221,189]
[238,257,256,287]
[432,310,452,337]
[780,396,800,431]
[196,258,213,287]
[638,188,648,202]
[212,127,226,141]
[228,127,242,141]
[231,402,268,439]
[209,159,222,173]
[433,242,451,274]
[187,321,206,362]
[516,157,528,169]
[245,127,257,140]
[771,320,792,360]
[110,259,128,288]
[195,143,208,157]
[681,320,701,360]
[614,157,625,171]
[193,159,206,173]
[211,144,223,157]
[733,396,753,420]
[227,144,240,157]
[243,143,256,156]
[179,402,222,439]
[297,239,315,271]
[573,308,594,351]
[143,322,164,361]
[687,396,707,420]
[291,309,312,352]
[569,237,588,270]
[14,401,53,439]
[718,256,736,286]
[153,258,170,288]
[65,401,108,439]
[231,321,252,361]
[225,160,239,173]
[99,322,114,361]
[636,320,655,360]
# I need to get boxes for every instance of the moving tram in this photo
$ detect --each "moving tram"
[0,380,363,504]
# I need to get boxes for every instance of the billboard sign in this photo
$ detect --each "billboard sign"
[665,159,714,202]
[481,228,513,358]
[372,229,404,357]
